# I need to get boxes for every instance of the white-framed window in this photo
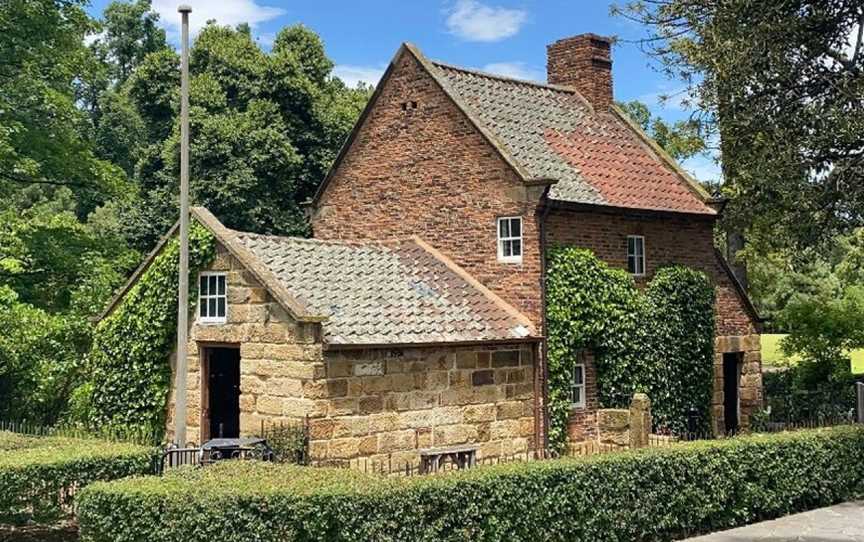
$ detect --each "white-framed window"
[571,363,586,408]
[627,235,646,276]
[497,216,523,263]
[198,272,227,324]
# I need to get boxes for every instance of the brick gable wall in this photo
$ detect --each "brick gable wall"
[311,51,544,326]
[545,207,756,337]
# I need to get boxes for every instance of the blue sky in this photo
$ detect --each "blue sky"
[84,0,720,181]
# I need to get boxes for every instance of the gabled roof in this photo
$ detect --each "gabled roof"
[233,231,536,346]
[312,43,717,216]
[100,208,537,347]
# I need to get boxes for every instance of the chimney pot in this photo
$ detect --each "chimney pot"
[547,34,614,109]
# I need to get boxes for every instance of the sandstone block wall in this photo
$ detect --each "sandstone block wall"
[166,245,322,445]
[308,345,537,467]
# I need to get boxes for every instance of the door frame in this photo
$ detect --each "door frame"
[198,342,241,442]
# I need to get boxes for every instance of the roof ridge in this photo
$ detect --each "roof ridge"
[232,229,417,247]
[430,60,579,95]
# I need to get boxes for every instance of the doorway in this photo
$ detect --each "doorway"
[722,352,742,435]
[204,346,241,440]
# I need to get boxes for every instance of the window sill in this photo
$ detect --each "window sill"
[197,319,227,326]
[498,257,523,264]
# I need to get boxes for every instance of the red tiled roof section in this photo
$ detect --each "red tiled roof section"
[544,122,715,214]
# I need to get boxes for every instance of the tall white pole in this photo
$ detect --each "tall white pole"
[174,4,192,447]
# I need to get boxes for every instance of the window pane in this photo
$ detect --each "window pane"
[573,387,581,404]
[200,276,208,295]
[207,275,215,294]
[628,237,635,255]
[217,275,226,295]
[200,301,207,317]
[627,256,635,274]
[503,240,513,257]
[510,218,521,237]
[574,365,584,385]
[208,298,217,317]
[217,297,226,317]
[499,218,509,238]
[511,239,522,257]
[636,239,644,257]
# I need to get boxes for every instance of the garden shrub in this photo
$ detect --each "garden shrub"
[77,427,864,542]
[86,221,216,437]
[546,247,715,449]
[0,431,156,525]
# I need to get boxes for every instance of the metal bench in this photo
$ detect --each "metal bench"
[419,445,478,474]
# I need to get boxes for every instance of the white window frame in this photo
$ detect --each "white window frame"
[627,235,646,276]
[198,271,228,324]
[497,216,523,263]
[570,363,586,408]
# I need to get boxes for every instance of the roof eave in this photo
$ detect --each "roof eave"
[323,336,543,351]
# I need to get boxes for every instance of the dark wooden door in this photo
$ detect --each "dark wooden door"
[723,353,741,434]
[208,347,240,439]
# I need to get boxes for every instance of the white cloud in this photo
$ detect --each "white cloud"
[481,62,542,82]
[151,0,286,41]
[445,0,528,42]
[333,65,386,88]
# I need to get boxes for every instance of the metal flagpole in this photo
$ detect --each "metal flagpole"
[174,4,192,447]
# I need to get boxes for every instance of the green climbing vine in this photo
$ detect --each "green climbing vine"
[546,247,715,451]
[85,222,216,437]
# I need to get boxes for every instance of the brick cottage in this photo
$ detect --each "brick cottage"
[105,33,762,465]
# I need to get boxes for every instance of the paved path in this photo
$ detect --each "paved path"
[685,501,864,541]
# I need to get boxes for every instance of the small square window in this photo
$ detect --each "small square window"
[199,272,227,324]
[497,216,523,263]
[571,363,586,408]
[627,235,645,276]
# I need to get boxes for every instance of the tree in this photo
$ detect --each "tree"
[115,22,369,249]
[614,1,864,251]
[0,0,127,212]
[91,0,167,85]
[618,100,707,163]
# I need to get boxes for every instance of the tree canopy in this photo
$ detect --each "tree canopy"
[0,0,369,424]
[614,1,864,250]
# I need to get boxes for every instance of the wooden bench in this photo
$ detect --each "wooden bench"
[419,445,478,474]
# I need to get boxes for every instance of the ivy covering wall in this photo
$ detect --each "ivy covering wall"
[85,222,216,437]
[546,247,715,450]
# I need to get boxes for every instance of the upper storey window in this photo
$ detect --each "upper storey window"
[497,217,523,263]
[627,235,645,276]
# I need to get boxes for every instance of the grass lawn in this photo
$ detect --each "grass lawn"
[761,333,864,374]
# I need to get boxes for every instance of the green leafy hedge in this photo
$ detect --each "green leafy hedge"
[77,427,864,542]
[86,222,216,437]
[0,431,156,525]
[546,247,715,449]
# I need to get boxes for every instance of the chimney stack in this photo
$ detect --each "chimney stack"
[547,34,614,109]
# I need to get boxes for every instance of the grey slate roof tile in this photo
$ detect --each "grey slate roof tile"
[232,231,534,346]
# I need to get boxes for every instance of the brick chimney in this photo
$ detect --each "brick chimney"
[546,34,613,109]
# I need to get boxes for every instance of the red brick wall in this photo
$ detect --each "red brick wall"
[545,208,757,337]
[312,51,544,326]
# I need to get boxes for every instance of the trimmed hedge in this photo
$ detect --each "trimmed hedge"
[0,431,156,525]
[78,427,864,542]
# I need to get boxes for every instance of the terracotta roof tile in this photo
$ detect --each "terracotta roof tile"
[430,61,715,215]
